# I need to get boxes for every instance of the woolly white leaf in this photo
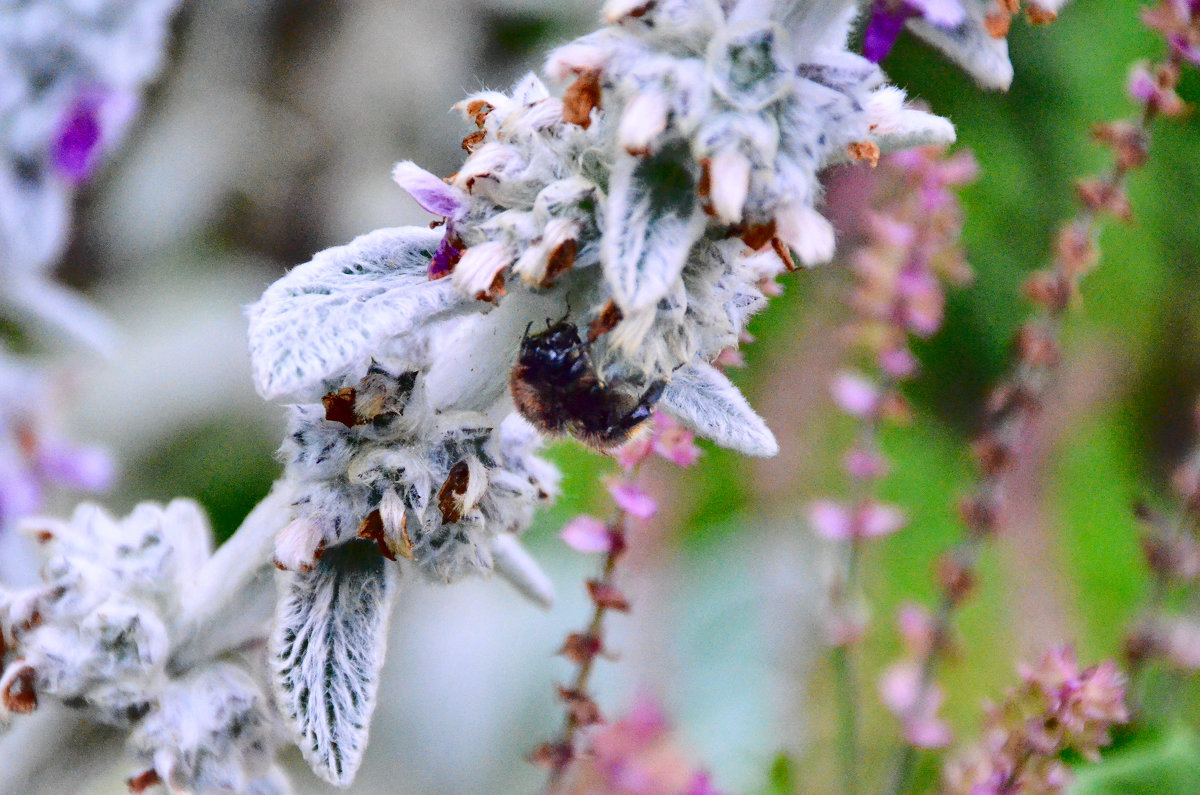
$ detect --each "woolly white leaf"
[907,3,1014,91]
[602,145,706,315]
[865,88,956,153]
[490,533,555,608]
[247,227,468,403]
[272,541,399,787]
[660,361,778,456]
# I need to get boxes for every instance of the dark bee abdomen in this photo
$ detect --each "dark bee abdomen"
[510,320,664,451]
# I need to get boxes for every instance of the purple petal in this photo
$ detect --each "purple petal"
[428,233,462,279]
[36,441,114,492]
[52,99,104,184]
[862,2,917,63]
[392,160,469,218]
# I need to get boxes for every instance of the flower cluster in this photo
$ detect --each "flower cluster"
[550,694,719,795]
[943,647,1128,794]
[0,0,179,345]
[247,1,961,785]
[0,500,289,793]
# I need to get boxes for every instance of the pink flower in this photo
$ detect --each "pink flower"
[650,412,701,468]
[880,663,952,748]
[807,500,906,540]
[561,515,613,553]
[897,603,935,655]
[712,347,746,369]
[859,501,906,538]
[808,500,852,540]
[1128,63,1159,104]
[831,371,881,417]
[616,436,653,471]
[879,347,919,379]
[607,479,657,520]
[844,447,888,480]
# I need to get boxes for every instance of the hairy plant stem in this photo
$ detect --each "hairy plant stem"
[543,499,633,793]
[882,44,1181,795]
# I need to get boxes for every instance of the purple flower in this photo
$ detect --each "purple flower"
[36,440,114,492]
[428,233,462,279]
[52,98,104,184]
[863,0,967,63]
[391,161,469,218]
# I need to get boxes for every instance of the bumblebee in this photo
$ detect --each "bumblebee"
[510,320,664,450]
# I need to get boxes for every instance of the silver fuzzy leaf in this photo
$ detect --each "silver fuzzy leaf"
[906,1,1014,91]
[660,361,778,457]
[271,541,399,787]
[602,144,706,318]
[247,227,468,403]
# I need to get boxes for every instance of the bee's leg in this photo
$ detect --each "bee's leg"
[602,380,667,446]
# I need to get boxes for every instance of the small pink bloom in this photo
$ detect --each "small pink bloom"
[906,711,952,749]
[561,515,613,553]
[616,436,653,471]
[879,347,918,379]
[937,151,980,186]
[859,500,906,538]
[651,412,701,468]
[808,500,852,540]
[880,662,921,714]
[896,603,935,654]
[831,371,880,417]
[844,447,888,480]
[608,479,657,519]
[1127,64,1158,104]
[869,213,917,248]
[880,663,952,748]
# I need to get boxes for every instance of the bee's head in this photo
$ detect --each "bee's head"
[519,319,584,369]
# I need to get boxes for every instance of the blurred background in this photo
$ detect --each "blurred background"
[38,0,1200,791]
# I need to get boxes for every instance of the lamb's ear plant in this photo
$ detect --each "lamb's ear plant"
[244,0,971,786]
[0,0,1191,792]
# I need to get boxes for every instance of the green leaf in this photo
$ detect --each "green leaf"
[1071,726,1200,795]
